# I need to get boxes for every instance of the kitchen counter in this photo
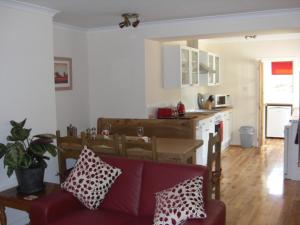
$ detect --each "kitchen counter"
[185,106,233,121]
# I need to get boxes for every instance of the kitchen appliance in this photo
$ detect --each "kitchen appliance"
[266,104,292,138]
[157,107,174,119]
[177,101,185,116]
[214,114,224,142]
[197,93,205,109]
[211,94,230,108]
[284,119,300,180]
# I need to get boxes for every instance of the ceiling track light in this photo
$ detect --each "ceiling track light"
[244,35,257,40]
[119,13,140,29]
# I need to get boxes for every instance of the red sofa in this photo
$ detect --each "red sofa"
[30,156,225,225]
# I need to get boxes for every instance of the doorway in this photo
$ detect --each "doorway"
[258,58,299,149]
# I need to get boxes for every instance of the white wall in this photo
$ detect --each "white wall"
[87,10,300,124]
[199,38,300,145]
[88,30,147,125]
[0,4,57,225]
[54,26,90,134]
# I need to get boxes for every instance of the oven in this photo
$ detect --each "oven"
[214,114,224,141]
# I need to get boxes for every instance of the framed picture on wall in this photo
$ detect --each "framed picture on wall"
[54,57,72,90]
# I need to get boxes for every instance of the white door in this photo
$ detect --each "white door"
[266,105,292,138]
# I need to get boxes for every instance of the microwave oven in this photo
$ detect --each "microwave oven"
[212,94,230,108]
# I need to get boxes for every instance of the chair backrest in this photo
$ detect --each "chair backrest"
[121,135,158,161]
[86,134,120,156]
[207,130,222,200]
[56,130,86,150]
[56,130,86,183]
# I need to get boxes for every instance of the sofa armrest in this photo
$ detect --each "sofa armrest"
[185,200,226,225]
[30,190,83,225]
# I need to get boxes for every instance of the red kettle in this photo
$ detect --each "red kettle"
[177,101,185,116]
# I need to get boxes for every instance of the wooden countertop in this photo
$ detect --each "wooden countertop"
[185,107,233,121]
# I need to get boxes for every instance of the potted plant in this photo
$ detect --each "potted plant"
[0,119,57,194]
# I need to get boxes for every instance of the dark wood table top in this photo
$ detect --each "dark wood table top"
[0,182,60,212]
[156,138,202,155]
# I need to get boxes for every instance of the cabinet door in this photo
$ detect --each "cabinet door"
[208,54,214,85]
[191,49,199,85]
[223,112,229,143]
[214,56,220,84]
[228,111,233,141]
[181,48,190,86]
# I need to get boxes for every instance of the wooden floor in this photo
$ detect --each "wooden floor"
[221,139,300,225]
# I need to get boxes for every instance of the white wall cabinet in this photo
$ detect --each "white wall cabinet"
[163,45,199,88]
[199,50,220,86]
[190,48,200,85]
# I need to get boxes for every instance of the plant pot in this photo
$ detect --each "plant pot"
[15,166,45,194]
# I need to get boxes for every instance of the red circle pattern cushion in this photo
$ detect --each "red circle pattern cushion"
[61,147,122,210]
[153,176,207,225]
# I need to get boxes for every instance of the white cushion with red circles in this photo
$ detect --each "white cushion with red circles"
[153,176,206,225]
[61,147,122,210]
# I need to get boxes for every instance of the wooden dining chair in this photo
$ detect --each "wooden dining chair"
[86,134,120,156]
[207,130,222,200]
[121,135,158,161]
[56,130,86,183]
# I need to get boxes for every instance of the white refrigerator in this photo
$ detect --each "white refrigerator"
[266,104,292,138]
[284,119,300,180]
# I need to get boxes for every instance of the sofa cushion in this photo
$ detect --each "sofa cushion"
[153,176,206,225]
[48,209,134,225]
[139,161,208,216]
[100,156,144,215]
[61,147,122,210]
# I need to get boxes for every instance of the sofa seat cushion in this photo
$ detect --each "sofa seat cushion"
[124,215,153,225]
[185,200,226,225]
[49,209,134,225]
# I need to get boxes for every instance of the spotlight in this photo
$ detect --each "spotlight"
[132,19,140,28]
[119,13,140,29]
[245,35,257,40]
[119,21,126,28]
[124,16,131,27]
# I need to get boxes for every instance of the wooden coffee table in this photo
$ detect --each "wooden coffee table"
[0,182,60,225]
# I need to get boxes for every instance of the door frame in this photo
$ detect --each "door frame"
[258,60,265,149]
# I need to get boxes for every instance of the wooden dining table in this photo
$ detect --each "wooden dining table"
[57,136,203,182]
[60,137,202,163]
[154,138,202,164]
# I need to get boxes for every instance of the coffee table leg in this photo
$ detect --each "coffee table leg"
[0,204,7,225]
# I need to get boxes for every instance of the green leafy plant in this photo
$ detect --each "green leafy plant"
[0,119,57,177]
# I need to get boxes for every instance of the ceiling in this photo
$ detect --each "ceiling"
[17,0,300,28]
